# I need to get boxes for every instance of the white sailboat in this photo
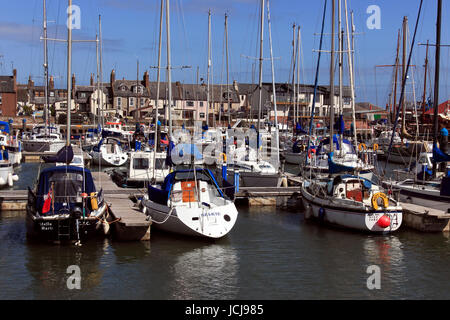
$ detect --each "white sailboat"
[140,1,238,239]
[89,137,128,167]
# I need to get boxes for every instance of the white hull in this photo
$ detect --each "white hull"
[90,151,128,167]
[142,199,238,239]
[0,162,18,187]
[301,187,402,233]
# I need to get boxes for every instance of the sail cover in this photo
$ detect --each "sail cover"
[42,145,74,164]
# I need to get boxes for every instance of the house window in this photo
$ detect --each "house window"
[199,112,205,118]
[117,97,122,107]
[134,86,143,94]
[49,91,55,97]
[130,97,134,106]
[187,101,194,107]
[199,102,203,107]
[140,98,145,106]
[80,92,86,98]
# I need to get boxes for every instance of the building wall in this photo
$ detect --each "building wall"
[0,92,17,116]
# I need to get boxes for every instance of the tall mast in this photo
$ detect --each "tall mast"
[136,59,140,120]
[99,15,104,127]
[421,40,429,124]
[166,0,173,137]
[392,30,401,123]
[432,0,442,178]
[344,0,357,151]
[329,0,335,153]
[290,23,296,129]
[293,26,300,127]
[95,34,99,129]
[338,0,343,117]
[153,0,164,181]
[225,13,230,125]
[401,16,408,136]
[266,0,280,167]
[206,9,211,127]
[256,0,265,162]
[43,0,49,135]
[66,0,72,146]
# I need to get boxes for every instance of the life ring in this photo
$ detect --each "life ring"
[358,143,367,151]
[371,192,389,210]
[373,143,379,151]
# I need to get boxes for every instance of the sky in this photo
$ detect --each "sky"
[0,0,448,106]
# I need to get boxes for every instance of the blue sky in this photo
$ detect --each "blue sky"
[0,0,448,105]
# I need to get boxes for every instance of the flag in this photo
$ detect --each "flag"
[42,188,52,214]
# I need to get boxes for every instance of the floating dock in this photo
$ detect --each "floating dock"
[401,203,450,232]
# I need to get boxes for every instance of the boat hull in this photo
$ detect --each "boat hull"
[26,204,108,242]
[142,199,238,239]
[301,187,402,232]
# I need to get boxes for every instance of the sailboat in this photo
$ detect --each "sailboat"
[301,0,402,233]
[26,0,109,243]
[89,136,128,167]
[22,0,65,153]
[140,0,238,239]
[385,0,450,223]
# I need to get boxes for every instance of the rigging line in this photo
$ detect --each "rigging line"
[50,0,62,77]
[305,0,327,167]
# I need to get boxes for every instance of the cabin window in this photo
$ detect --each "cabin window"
[155,158,168,169]
[133,158,149,170]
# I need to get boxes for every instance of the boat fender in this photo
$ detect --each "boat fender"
[308,148,316,159]
[358,143,367,151]
[90,192,99,210]
[373,143,379,151]
[318,207,325,220]
[12,174,19,182]
[7,173,13,187]
[371,192,389,210]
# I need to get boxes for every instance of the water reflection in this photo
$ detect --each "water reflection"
[169,242,239,300]
[25,240,107,299]
[363,235,404,270]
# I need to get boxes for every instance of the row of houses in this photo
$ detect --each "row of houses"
[1,69,357,124]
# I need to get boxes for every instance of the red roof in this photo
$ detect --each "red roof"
[424,100,450,115]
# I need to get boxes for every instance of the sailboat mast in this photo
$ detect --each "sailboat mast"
[99,15,104,128]
[432,0,442,178]
[344,0,357,151]
[256,0,265,162]
[401,16,408,136]
[43,0,49,136]
[392,30,401,123]
[206,9,211,127]
[225,13,230,125]
[329,0,335,153]
[266,0,280,168]
[66,0,72,146]
[152,0,164,181]
[421,40,429,124]
[166,0,173,137]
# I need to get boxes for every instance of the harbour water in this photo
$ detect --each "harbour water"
[0,162,449,299]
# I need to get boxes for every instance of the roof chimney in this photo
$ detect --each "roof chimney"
[90,73,94,86]
[49,76,54,90]
[143,71,149,88]
[28,76,34,89]
[110,69,116,86]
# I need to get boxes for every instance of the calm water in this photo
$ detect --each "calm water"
[0,162,449,300]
